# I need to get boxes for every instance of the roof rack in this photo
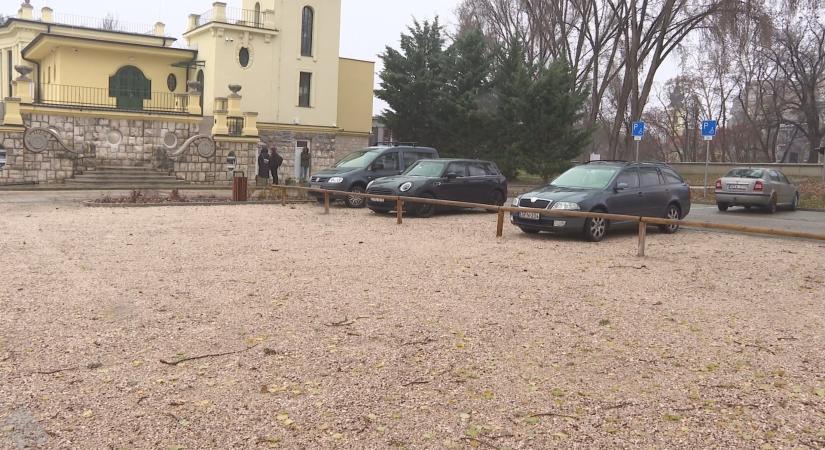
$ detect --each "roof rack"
[376,141,418,147]
[584,159,629,164]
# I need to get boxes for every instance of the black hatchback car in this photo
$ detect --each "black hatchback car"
[366,159,508,217]
[309,144,439,208]
[511,161,692,241]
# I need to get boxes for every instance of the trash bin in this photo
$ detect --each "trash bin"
[232,171,248,202]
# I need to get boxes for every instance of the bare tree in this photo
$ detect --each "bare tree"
[766,15,825,162]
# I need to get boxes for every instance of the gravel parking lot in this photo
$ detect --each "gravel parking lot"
[1,201,824,449]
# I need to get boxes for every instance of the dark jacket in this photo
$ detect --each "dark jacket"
[300,148,311,166]
[270,151,284,170]
[258,152,270,178]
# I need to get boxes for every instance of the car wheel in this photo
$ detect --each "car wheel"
[659,204,681,234]
[583,212,608,242]
[415,193,436,218]
[790,193,799,211]
[520,227,540,234]
[717,203,729,212]
[767,194,778,214]
[345,186,366,208]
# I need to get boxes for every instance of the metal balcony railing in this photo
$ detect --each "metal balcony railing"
[20,12,158,35]
[194,7,275,30]
[227,117,244,136]
[36,84,190,115]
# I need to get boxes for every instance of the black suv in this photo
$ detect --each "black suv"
[511,161,691,241]
[310,144,439,208]
[366,159,508,217]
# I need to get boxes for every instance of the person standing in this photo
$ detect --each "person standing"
[257,147,270,184]
[269,147,283,185]
[300,146,311,181]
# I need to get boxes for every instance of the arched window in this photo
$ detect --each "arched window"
[254,2,261,27]
[300,6,314,57]
[108,65,150,111]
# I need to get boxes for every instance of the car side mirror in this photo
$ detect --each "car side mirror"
[446,172,459,180]
[615,182,629,191]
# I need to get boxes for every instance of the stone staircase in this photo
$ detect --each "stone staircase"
[65,165,191,190]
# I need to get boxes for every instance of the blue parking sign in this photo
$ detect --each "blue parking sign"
[702,120,718,138]
[632,121,646,138]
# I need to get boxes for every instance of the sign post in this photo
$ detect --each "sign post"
[701,120,718,197]
[632,121,646,162]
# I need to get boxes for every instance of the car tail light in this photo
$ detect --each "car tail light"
[754,180,764,192]
[715,179,722,190]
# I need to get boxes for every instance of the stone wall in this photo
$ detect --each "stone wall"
[0,129,75,185]
[172,139,257,183]
[335,134,370,163]
[258,129,335,183]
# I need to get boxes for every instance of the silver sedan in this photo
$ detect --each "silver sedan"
[715,168,800,213]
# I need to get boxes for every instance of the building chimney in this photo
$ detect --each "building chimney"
[154,22,166,37]
[41,7,54,23]
[18,1,34,20]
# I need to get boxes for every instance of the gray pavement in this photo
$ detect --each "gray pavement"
[687,204,825,235]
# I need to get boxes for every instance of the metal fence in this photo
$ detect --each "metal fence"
[43,12,156,35]
[37,84,188,115]
[195,7,274,30]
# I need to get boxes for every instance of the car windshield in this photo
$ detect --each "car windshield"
[404,160,446,177]
[551,165,620,189]
[335,150,381,169]
[725,168,764,179]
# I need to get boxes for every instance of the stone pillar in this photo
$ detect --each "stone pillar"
[213,2,227,22]
[41,7,54,23]
[242,112,259,137]
[13,75,33,104]
[188,14,200,31]
[3,98,23,126]
[187,92,202,115]
[154,22,166,37]
[18,2,34,20]
[227,94,241,117]
[214,109,229,135]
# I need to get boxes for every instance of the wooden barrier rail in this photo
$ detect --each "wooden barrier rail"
[268,185,825,257]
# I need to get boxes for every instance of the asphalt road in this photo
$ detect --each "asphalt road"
[687,203,825,235]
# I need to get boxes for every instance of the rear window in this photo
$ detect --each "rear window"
[726,168,764,179]
[468,162,497,176]
[639,168,662,187]
[661,168,684,184]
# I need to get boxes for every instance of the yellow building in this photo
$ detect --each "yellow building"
[0,0,374,185]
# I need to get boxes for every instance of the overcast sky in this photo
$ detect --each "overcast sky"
[26,0,459,113]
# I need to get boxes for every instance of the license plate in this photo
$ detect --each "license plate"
[370,198,385,203]
[727,184,747,191]
[310,184,321,190]
[520,212,541,220]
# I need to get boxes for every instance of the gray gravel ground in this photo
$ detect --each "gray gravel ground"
[1,201,824,449]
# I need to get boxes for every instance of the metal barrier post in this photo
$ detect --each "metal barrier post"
[324,191,330,214]
[496,209,505,238]
[396,198,403,225]
[638,221,647,257]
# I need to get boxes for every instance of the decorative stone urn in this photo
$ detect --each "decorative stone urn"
[228,84,242,95]
[14,65,32,80]
[187,80,202,93]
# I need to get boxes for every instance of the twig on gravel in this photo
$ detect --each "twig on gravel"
[325,316,370,327]
[159,343,260,366]
[604,402,635,410]
[33,366,78,375]
[460,437,500,449]
[401,379,431,387]
[608,265,648,270]
[527,412,579,420]
[733,340,776,355]
[777,336,798,341]
[402,336,436,346]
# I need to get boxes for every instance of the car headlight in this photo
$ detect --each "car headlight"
[328,177,344,184]
[551,202,580,211]
[399,182,413,192]
[512,196,521,207]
